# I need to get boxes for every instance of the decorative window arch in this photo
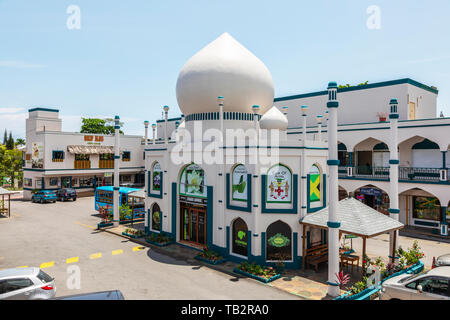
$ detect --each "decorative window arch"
[232,218,248,257]
[151,203,161,232]
[179,163,207,198]
[231,164,248,202]
[309,164,321,203]
[266,164,292,204]
[266,220,292,261]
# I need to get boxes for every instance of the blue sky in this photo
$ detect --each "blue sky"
[1,0,449,138]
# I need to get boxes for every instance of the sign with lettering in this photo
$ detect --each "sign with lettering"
[232,164,248,202]
[266,164,292,203]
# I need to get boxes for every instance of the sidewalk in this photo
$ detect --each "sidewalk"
[100,224,335,300]
[400,226,450,244]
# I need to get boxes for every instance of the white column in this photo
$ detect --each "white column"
[252,105,261,256]
[301,106,308,219]
[113,115,121,227]
[164,106,169,146]
[144,120,149,145]
[388,99,400,261]
[218,96,225,246]
[317,115,323,141]
[152,124,156,145]
[326,83,340,297]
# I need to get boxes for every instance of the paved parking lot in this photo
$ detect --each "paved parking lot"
[0,197,299,300]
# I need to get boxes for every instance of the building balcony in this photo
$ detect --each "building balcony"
[74,160,91,169]
[338,166,449,184]
[99,159,114,169]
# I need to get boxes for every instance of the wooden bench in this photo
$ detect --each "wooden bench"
[305,244,328,272]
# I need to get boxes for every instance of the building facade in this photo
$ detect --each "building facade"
[23,108,145,200]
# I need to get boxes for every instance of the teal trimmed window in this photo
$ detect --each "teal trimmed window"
[52,150,64,162]
[122,151,131,162]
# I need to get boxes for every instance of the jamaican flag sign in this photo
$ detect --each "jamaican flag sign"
[309,173,320,202]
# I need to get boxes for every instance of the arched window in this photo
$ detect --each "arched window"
[151,162,162,192]
[266,221,292,261]
[179,163,207,198]
[309,165,321,203]
[232,164,248,202]
[232,218,248,257]
[151,203,161,231]
[266,164,292,203]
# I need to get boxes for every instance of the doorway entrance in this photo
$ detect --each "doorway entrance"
[180,202,207,246]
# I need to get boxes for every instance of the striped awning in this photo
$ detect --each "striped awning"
[67,145,117,154]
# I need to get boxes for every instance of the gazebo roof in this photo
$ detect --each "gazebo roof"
[0,187,19,195]
[300,197,404,238]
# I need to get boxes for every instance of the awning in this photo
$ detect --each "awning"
[128,189,146,198]
[67,145,119,154]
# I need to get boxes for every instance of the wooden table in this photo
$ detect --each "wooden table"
[340,254,360,273]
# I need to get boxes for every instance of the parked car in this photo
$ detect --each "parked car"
[434,254,450,268]
[55,290,124,300]
[0,267,56,300]
[31,190,57,203]
[56,188,77,201]
[379,266,450,300]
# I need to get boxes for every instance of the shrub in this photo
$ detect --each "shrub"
[199,246,223,262]
[147,232,172,244]
[237,262,278,279]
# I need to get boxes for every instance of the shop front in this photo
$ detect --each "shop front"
[412,196,442,228]
[354,186,389,215]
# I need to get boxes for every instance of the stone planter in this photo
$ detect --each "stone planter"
[145,239,174,247]
[194,255,226,265]
[233,267,281,283]
[97,222,113,229]
[122,232,145,239]
[119,218,145,225]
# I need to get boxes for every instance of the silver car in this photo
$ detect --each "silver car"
[0,267,56,300]
[379,266,450,300]
[435,254,450,267]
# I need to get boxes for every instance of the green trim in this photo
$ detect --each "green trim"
[327,160,340,166]
[327,101,339,108]
[388,208,400,214]
[156,117,182,123]
[389,160,400,165]
[23,166,144,172]
[389,114,399,119]
[327,221,341,228]
[28,107,59,113]
[274,78,438,102]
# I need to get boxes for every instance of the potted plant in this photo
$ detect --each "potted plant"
[234,261,281,283]
[195,246,226,265]
[145,232,174,246]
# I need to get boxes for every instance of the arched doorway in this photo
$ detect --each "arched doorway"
[354,185,390,215]
[151,203,161,232]
[231,218,248,257]
[266,221,292,261]
[179,163,207,246]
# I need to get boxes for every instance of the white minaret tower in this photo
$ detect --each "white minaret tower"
[218,96,224,144]
[163,105,169,146]
[301,105,308,144]
[326,82,341,297]
[300,105,309,219]
[152,123,156,145]
[144,120,150,145]
[316,115,323,141]
[113,115,121,227]
[388,98,400,262]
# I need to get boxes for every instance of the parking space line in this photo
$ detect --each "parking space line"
[40,261,54,269]
[112,249,123,256]
[132,246,145,252]
[16,265,29,268]
[75,221,96,230]
[90,252,102,260]
[66,257,79,264]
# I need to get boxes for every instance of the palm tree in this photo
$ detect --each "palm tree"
[15,138,25,147]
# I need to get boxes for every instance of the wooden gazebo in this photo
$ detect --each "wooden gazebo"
[300,197,404,277]
[0,187,20,218]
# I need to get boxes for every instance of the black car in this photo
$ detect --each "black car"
[55,290,125,300]
[56,188,77,201]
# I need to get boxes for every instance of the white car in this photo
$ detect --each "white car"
[380,266,450,300]
[0,267,56,300]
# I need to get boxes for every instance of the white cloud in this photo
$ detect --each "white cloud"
[0,107,24,114]
[0,60,46,68]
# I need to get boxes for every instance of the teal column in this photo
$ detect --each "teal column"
[442,151,447,169]
[348,152,353,167]
[442,207,448,224]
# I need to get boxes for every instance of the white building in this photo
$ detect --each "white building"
[273,81,450,234]
[23,108,145,200]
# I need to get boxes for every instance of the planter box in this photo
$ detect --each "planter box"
[122,232,145,239]
[194,255,226,265]
[145,239,174,247]
[233,267,281,283]
[335,261,424,300]
[97,222,113,229]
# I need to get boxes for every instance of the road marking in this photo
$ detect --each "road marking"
[40,261,55,269]
[112,249,123,256]
[90,253,102,260]
[66,257,79,264]
[75,221,96,230]
[16,265,29,268]
[132,246,145,252]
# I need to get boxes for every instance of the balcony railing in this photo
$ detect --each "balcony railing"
[338,166,448,183]
[99,159,114,169]
[74,160,91,169]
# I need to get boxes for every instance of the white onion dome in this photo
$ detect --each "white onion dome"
[176,32,274,116]
[259,106,288,130]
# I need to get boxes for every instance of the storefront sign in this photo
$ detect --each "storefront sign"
[232,164,248,202]
[359,187,383,196]
[309,174,321,202]
[267,233,290,248]
[152,162,162,191]
[266,165,291,203]
[179,163,206,198]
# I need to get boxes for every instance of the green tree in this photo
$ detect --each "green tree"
[80,118,123,134]
[3,129,7,145]
[15,138,25,147]
[0,145,22,188]
[6,132,14,150]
